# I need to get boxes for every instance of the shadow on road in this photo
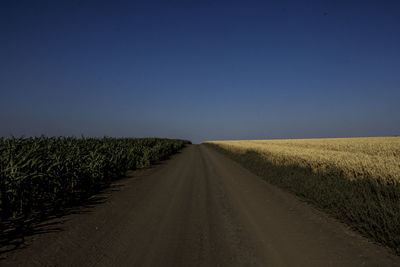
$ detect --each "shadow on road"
[0,183,122,258]
[0,149,181,259]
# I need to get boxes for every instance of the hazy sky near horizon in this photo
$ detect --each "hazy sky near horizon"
[1,0,399,143]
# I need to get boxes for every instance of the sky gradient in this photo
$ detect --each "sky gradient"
[1,0,399,143]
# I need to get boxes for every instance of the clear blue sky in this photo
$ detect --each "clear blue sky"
[1,0,399,143]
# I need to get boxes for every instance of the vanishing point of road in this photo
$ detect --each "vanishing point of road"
[1,145,399,266]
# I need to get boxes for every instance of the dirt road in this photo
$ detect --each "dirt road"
[1,145,399,266]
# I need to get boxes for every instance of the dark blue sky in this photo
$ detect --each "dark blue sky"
[1,0,399,143]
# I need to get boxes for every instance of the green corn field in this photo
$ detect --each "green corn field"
[0,136,190,220]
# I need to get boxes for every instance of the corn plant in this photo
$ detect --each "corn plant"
[0,137,190,220]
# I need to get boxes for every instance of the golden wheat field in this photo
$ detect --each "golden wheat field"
[206,137,400,253]
[207,137,400,183]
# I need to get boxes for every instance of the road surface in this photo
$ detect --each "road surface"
[1,144,399,266]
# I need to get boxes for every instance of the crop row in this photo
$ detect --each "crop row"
[0,137,190,220]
